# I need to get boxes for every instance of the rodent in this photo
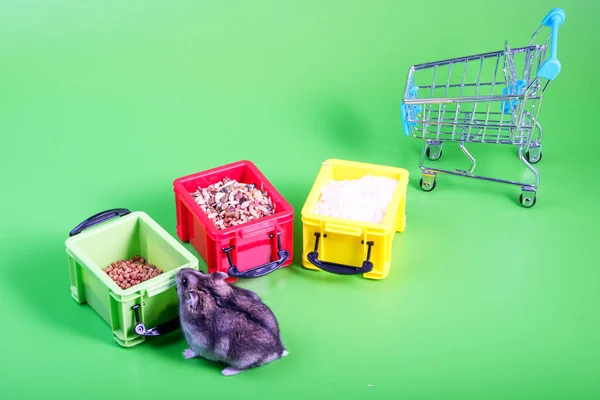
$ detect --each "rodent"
[176,267,289,376]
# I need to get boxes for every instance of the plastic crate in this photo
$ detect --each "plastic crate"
[301,159,409,280]
[65,208,199,347]
[173,160,294,282]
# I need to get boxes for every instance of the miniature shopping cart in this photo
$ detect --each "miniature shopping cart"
[400,8,566,208]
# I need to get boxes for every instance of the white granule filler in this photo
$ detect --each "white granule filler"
[312,175,398,224]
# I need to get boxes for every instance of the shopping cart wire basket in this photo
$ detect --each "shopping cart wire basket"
[400,8,566,208]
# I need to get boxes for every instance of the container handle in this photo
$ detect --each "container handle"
[69,208,131,237]
[536,8,566,81]
[222,232,289,278]
[306,232,374,275]
[131,304,180,336]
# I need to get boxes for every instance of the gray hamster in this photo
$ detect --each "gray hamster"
[175,268,289,376]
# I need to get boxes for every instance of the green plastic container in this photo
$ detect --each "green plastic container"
[65,208,199,347]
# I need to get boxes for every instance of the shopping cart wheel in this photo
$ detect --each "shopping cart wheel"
[426,147,443,161]
[526,150,543,164]
[425,141,443,161]
[419,176,437,192]
[519,193,537,208]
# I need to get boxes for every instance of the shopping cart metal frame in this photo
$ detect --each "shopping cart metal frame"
[400,8,566,208]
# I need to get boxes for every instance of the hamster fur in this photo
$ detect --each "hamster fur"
[176,268,289,376]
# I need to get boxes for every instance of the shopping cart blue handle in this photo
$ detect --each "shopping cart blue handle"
[537,8,566,81]
[400,102,410,136]
[400,84,420,136]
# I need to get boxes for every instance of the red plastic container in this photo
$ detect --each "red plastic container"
[173,160,294,282]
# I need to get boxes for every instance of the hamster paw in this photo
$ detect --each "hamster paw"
[221,367,243,376]
[183,348,197,359]
[282,350,290,357]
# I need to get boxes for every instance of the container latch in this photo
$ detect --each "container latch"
[131,304,180,336]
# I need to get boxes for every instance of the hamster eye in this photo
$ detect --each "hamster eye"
[181,278,188,286]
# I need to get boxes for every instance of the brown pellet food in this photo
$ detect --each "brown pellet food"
[103,255,163,290]
[190,177,275,230]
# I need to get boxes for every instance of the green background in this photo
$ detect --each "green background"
[1,0,598,398]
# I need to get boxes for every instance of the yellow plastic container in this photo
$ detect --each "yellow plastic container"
[301,159,409,280]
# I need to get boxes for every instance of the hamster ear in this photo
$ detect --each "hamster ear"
[212,271,228,281]
[186,291,199,312]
